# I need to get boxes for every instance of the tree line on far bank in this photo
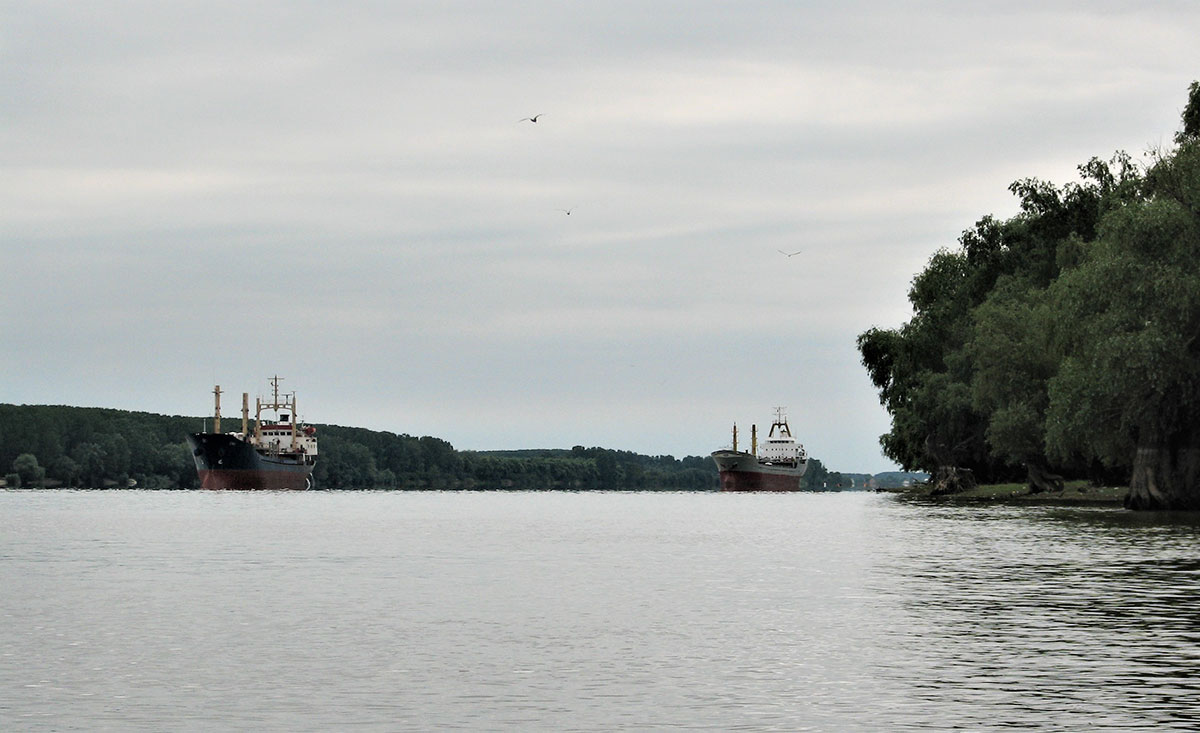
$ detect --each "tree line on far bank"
[857,81,1200,510]
[0,403,869,491]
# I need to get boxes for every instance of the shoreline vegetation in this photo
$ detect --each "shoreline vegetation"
[886,480,1128,506]
[857,81,1200,511]
[0,403,920,492]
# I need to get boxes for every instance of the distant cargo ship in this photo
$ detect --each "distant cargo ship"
[711,408,808,491]
[186,377,317,490]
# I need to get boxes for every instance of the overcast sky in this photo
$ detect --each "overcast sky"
[4,2,1199,473]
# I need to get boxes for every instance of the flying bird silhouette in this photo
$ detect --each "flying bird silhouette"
[519,114,544,123]
[558,208,573,215]
[777,249,803,257]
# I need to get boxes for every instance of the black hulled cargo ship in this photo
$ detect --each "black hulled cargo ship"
[186,377,317,490]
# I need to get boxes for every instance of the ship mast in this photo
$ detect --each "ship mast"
[253,376,300,451]
[213,385,222,434]
[770,406,791,438]
[255,375,284,444]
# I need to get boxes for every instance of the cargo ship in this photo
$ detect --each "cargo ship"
[186,377,317,490]
[711,408,808,491]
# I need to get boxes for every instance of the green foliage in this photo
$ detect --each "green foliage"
[0,403,888,492]
[860,155,1133,477]
[859,81,1200,502]
[0,405,201,489]
[968,278,1056,465]
[1045,139,1200,469]
[1177,80,1200,143]
[0,404,722,491]
[857,244,993,473]
[802,457,831,489]
[12,453,46,487]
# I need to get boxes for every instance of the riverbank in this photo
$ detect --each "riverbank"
[885,480,1128,506]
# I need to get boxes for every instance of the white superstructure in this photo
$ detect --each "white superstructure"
[757,407,805,466]
[249,376,318,458]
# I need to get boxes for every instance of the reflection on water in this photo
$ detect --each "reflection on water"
[2,491,1200,731]
[870,504,1200,731]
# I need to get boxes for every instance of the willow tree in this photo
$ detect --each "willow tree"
[860,80,1200,505]
[1046,134,1200,508]
[968,278,1062,491]
[858,244,993,488]
[859,159,1133,490]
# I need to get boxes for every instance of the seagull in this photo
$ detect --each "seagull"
[558,208,573,215]
[519,114,544,123]
[777,249,803,257]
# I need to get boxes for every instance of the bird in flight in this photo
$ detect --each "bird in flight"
[519,114,544,123]
[558,208,573,215]
[777,249,803,257]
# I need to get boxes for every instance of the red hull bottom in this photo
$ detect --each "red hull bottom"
[197,469,310,491]
[718,470,803,492]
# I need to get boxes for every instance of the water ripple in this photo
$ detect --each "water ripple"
[3,491,1200,730]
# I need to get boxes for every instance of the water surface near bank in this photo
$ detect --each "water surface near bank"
[3,490,1198,731]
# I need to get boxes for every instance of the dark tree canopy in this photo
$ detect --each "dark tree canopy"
[0,404,719,491]
[859,80,1200,507]
[0,404,880,492]
[1177,80,1200,142]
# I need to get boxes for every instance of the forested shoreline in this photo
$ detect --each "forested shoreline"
[858,81,1200,510]
[0,403,882,491]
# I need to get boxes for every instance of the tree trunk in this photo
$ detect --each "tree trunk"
[1126,426,1200,510]
[930,465,976,496]
[1026,461,1064,494]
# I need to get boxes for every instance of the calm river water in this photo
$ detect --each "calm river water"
[3,490,1200,731]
